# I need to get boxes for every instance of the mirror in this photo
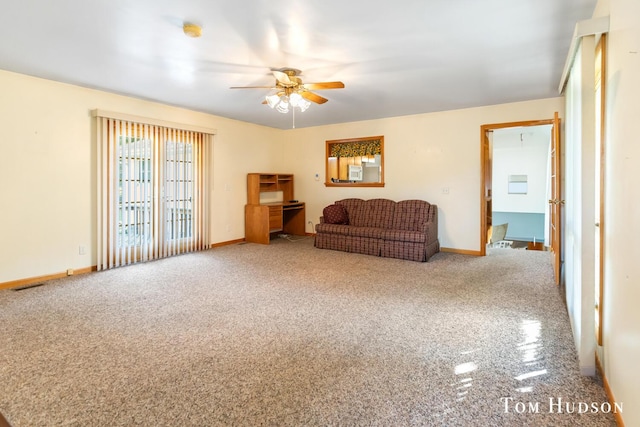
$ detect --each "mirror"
[325,136,385,187]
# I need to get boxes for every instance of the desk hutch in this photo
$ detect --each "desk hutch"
[244,173,306,244]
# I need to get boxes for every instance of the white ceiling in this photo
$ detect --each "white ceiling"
[0,0,596,130]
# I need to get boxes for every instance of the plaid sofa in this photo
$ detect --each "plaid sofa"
[314,198,439,262]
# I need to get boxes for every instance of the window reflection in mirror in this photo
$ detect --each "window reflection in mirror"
[325,136,385,187]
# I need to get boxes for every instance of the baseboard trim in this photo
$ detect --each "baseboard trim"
[440,247,482,256]
[1,240,260,290]
[1,241,253,289]
[0,266,96,290]
[210,238,246,248]
[596,352,625,427]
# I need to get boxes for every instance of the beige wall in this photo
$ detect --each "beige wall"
[0,69,281,283]
[285,98,563,250]
[594,0,640,425]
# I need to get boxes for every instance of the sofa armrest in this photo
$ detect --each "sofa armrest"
[427,204,438,237]
[418,205,438,243]
[423,221,438,244]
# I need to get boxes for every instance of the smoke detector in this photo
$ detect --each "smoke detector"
[183,23,202,38]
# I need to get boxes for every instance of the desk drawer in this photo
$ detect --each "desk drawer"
[269,206,283,231]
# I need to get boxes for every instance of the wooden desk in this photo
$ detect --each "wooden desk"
[245,202,305,244]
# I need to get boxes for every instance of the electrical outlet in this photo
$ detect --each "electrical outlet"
[442,187,450,195]
[79,245,86,255]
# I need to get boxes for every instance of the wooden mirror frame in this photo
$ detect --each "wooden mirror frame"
[324,136,385,187]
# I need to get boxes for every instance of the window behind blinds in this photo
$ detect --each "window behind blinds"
[95,111,214,270]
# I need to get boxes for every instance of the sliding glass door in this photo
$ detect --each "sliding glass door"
[96,115,211,270]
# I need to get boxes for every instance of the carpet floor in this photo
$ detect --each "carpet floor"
[0,237,616,426]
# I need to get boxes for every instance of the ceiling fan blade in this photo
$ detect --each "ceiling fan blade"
[302,81,345,90]
[273,70,293,85]
[300,91,328,104]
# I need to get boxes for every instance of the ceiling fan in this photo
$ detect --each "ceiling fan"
[230,68,345,113]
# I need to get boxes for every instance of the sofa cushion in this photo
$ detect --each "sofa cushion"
[363,198,396,229]
[347,226,385,239]
[336,199,366,226]
[392,200,431,232]
[316,223,351,235]
[323,204,349,224]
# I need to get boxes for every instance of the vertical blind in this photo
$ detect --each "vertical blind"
[95,112,213,270]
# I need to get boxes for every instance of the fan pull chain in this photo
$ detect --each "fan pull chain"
[292,106,296,129]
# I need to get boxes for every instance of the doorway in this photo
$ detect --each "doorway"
[491,125,551,247]
[480,116,558,256]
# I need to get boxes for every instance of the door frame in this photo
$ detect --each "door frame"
[480,118,558,257]
[594,34,607,346]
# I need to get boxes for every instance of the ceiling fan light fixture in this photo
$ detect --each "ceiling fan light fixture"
[289,92,303,107]
[289,92,311,111]
[265,94,280,108]
[298,97,311,112]
[265,91,309,113]
[276,103,289,114]
[275,95,290,113]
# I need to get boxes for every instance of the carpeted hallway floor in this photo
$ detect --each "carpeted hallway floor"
[0,237,616,426]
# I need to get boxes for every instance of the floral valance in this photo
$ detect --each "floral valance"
[329,138,381,158]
